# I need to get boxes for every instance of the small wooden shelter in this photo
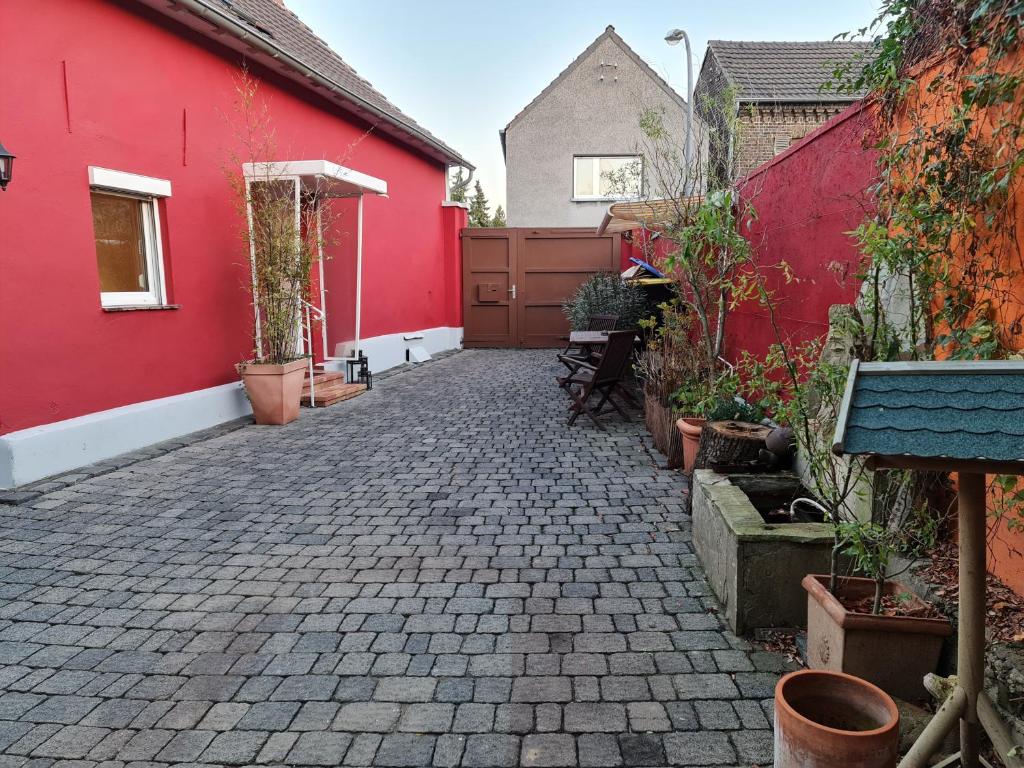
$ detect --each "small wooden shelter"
[833,360,1024,768]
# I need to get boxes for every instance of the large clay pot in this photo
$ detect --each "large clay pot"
[802,575,952,701]
[774,669,899,768]
[239,358,307,425]
[676,417,705,474]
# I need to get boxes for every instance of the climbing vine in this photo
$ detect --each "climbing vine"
[833,0,1024,548]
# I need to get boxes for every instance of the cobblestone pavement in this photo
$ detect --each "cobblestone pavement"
[0,350,785,767]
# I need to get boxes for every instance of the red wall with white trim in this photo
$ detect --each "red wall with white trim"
[0,0,461,435]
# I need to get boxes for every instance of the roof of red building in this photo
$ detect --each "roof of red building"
[141,0,472,168]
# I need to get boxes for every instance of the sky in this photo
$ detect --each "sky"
[286,1,881,211]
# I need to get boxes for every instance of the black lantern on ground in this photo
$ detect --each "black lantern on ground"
[0,142,14,191]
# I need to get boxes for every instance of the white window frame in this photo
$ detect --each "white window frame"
[572,155,644,202]
[88,167,171,308]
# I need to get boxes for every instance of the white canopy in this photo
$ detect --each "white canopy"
[242,159,387,197]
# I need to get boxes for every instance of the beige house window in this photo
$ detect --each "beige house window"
[573,155,643,200]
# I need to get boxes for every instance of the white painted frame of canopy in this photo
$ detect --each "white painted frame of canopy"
[241,159,388,367]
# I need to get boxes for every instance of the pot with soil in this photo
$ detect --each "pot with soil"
[675,417,705,474]
[774,669,900,768]
[802,575,953,702]
[239,359,307,426]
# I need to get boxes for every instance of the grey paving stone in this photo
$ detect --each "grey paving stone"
[200,729,269,764]
[285,730,353,766]
[577,733,624,767]
[618,734,665,767]
[0,350,790,766]
[520,733,576,767]
[663,731,737,766]
[30,726,108,759]
[461,734,520,767]
[731,729,774,764]
[563,703,626,733]
[375,733,436,767]
[398,703,455,733]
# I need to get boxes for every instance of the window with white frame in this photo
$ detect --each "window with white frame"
[88,167,171,307]
[573,155,643,200]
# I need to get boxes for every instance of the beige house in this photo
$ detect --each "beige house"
[501,26,696,227]
[694,40,871,183]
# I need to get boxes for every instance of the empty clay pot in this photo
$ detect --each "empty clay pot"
[239,358,307,425]
[676,417,705,474]
[774,669,899,768]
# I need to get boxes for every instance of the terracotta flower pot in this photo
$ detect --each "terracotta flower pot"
[774,669,900,768]
[802,574,952,701]
[238,358,307,426]
[676,417,705,474]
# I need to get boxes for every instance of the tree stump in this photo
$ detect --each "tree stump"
[694,420,773,470]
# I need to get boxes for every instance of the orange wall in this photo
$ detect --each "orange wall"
[893,48,1024,595]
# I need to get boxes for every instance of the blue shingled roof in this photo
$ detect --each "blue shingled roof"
[834,362,1024,465]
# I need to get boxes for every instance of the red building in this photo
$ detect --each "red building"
[0,0,472,487]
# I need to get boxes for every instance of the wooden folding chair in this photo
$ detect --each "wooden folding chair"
[563,330,636,430]
[558,314,619,383]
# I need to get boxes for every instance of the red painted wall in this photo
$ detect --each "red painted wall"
[730,103,879,361]
[0,0,458,435]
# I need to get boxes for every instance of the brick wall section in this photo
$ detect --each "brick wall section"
[734,103,850,179]
[695,48,857,182]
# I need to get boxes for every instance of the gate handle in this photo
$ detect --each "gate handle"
[509,284,517,300]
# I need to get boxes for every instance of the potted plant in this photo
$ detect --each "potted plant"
[229,74,322,425]
[774,669,899,768]
[802,476,952,702]
[635,301,712,467]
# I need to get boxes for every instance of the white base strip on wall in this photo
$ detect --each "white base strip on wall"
[0,325,464,489]
[333,325,463,373]
[0,382,251,489]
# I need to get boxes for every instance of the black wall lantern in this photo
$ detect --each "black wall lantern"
[0,142,14,191]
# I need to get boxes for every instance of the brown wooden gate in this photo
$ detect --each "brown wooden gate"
[462,228,620,348]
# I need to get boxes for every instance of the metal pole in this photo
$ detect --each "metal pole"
[244,177,263,361]
[681,31,694,177]
[958,471,987,768]
[316,204,328,359]
[354,194,363,367]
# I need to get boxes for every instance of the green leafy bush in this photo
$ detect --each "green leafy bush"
[563,273,647,331]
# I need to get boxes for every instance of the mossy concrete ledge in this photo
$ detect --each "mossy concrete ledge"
[691,468,835,635]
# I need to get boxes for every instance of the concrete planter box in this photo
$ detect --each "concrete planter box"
[691,469,835,635]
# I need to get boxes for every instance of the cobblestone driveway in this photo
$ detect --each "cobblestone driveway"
[0,350,783,767]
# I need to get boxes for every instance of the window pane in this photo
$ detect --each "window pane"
[91,192,149,293]
[599,157,641,197]
[574,157,595,197]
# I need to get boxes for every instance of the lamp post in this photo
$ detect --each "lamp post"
[664,29,694,186]
[0,142,14,191]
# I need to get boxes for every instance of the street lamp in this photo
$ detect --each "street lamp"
[664,29,694,186]
[0,142,14,191]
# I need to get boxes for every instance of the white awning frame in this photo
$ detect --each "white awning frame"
[242,160,387,367]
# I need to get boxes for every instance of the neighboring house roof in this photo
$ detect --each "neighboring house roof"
[134,0,472,168]
[499,25,688,159]
[833,361,1024,467]
[704,40,872,103]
